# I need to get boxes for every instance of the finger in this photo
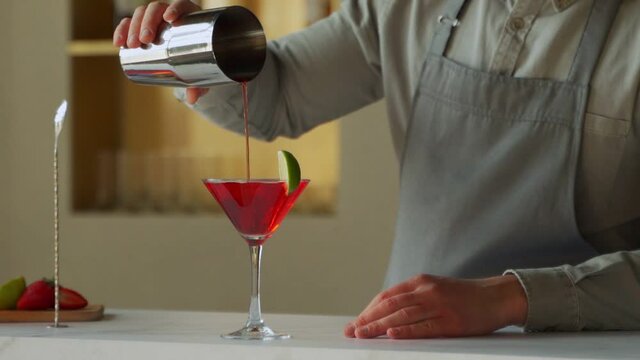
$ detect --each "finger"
[355,305,430,339]
[164,0,201,22]
[186,88,209,105]
[355,292,420,327]
[113,17,131,47]
[355,281,417,326]
[127,5,147,48]
[343,322,356,338]
[387,318,447,339]
[140,2,169,44]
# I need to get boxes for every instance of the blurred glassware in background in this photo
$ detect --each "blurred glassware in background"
[91,149,335,214]
[116,151,151,212]
[175,153,199,213]
[95,151,117,210]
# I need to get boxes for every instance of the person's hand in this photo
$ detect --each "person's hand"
[344,274,528,339]
[113,0,208,105]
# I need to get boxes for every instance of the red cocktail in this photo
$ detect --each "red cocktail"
[204,179,309,246]
[203,178,309,340]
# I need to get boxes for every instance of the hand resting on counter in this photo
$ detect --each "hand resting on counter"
[344,274,528,339]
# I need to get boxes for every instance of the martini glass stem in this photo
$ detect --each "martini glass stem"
[247,245,264,327]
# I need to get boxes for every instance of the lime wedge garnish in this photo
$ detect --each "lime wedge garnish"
[278,150,301,194]
[0,276,26,310]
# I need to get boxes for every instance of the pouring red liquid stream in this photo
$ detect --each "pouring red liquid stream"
[241,81,251,180]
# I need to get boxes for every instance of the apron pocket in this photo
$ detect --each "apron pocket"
[575,113,630,234]
[584,113,631,137]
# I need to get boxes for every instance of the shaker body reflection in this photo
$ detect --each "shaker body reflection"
[119,6,266,87]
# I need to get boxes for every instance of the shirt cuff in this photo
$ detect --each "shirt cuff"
[173,87,187,102]
[504,267,580,331]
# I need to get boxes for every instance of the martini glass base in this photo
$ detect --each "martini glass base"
[221,324,290,340]
[47,324,69,329]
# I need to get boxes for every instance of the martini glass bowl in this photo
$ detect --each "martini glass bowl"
[203,178,310,340]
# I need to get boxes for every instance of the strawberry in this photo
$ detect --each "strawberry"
[59,287,88,310]
[16,279,89,310]
[16,279,55,310]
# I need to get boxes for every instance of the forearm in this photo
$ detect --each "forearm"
[174,48,281,140]
[177,0,384,141]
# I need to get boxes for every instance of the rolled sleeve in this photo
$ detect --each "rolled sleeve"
[505,250,640,332]
[504,267,580,331]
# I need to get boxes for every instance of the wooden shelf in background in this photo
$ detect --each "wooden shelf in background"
[68,40,119,57]
[67,1,339,214]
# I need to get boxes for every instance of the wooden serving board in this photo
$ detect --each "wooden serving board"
[0,304,104,323]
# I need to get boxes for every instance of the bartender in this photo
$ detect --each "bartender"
[114,0,640,338]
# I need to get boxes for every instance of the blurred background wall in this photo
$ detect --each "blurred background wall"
[2,0,71,290]
[0,2,11,279]
[0,0,399,316]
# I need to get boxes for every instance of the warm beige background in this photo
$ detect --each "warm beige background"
[0,1,10,280]
[0,0,399,316]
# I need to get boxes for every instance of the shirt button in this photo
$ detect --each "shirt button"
[509,17,525,31]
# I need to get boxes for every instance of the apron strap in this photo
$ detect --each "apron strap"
[429,0,467,56]
[567,0,622,86]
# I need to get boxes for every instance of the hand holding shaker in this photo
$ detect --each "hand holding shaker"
[119,6,266,87]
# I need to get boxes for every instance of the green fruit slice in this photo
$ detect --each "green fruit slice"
[0,276,27,310]
[278,150,301,194]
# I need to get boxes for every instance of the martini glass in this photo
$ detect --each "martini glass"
[203,178,310,340]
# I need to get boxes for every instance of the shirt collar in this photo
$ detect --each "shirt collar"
[552,0,578,12]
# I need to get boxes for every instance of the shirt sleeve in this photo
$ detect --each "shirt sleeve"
[505,250,640,331]
[175,0,385,141]
[505,80,640,332]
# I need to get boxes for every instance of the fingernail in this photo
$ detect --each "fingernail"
[114,34,123,45]
[345,323,355,333]
[166,8,177,21]
[141,29,152,40]
[358,326,369,336]
[388,328,399,336]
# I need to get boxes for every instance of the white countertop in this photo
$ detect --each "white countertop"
[1,309,638,359]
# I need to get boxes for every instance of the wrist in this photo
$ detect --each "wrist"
[485,275,528,327]
[500,275,528,326]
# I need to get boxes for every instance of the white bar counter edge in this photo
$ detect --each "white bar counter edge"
[1,309,638,359]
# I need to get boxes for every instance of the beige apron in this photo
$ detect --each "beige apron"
[386,0,622,286]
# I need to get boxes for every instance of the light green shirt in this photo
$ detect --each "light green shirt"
[177,0,640,331]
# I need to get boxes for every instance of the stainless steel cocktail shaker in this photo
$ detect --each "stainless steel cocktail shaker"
[119,6,266,87]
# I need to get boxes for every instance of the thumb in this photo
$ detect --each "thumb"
[186,88,209,105]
